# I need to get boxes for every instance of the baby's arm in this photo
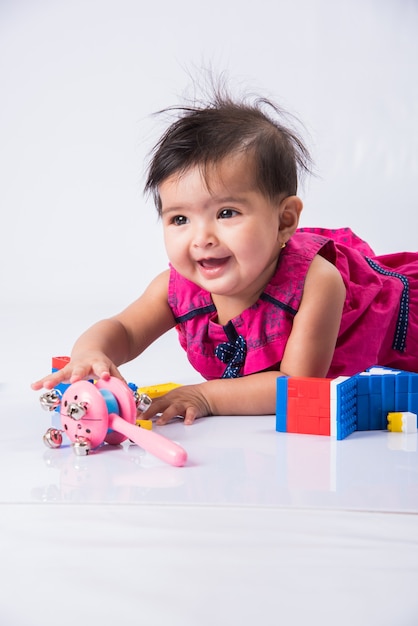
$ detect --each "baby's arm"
[279,253,346,378]
[31,271,175,390]
[145,255,346,423]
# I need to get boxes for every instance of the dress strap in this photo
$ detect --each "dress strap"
[365,257,409,352]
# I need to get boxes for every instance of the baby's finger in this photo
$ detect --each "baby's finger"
[184,406,198,425]
[142,396,167,420]
[107,363,126,382]
[87,361,125,383]
[68,365,93,383]
[31,368,70,390]
[69,362,109,384]
[31,378,50,391]
[156,405,185,425]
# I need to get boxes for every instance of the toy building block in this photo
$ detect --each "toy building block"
[52,356,70,370]
[330,376,347,437]
[368,374,383,430]
[357,368,414,431]
[356,372,386,430]
[330,376,357,440]
[276,365,418,441]
[382,374,396,419]
[136,418,153,430]
[136,382,182,399]
[51,356,72,410]
[276,377,288,432]
[394,371,409,411]
[280,377,331,436]
[406,374,418,414]
[387,412,403,432]
[402,411,417,434]
[355,375,371,430]
[334,367,418,438]
[387,411,417,433]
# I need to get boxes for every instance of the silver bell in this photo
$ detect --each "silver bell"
[40,389,62,411]
[134,392,152,414]
[67,401,88,420]
[73,437,91,456]
[43,428,63,449]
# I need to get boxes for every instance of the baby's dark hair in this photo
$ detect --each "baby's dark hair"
[144,87,312,215]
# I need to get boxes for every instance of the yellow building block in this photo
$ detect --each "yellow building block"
[136,419,153,430]
[387,411,417,433]
[137,382,182,399]
[387,412,403,432]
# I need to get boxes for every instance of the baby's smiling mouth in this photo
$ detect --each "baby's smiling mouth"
[198,256,230,269]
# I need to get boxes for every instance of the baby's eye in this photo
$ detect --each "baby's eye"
[172,215,189,226]
[218,208,238,219]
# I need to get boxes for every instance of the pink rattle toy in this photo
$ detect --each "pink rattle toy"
[39,377,187,467]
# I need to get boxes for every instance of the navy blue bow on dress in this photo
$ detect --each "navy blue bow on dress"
[215,321,247,379]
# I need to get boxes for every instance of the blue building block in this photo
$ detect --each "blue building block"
[408,372,418,393]
[394,372,408,406]
[334,377,357,440]
[51,368,70,412]
[381,374,396,419]
[407,373,418,415]
[276,366,418,440]
[370,375,388,429]
[276,377,288,432]
[359,368,411,431]
[369,392,383,429]
[356,375,371,430]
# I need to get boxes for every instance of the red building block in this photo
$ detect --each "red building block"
[286,377,331,436]
[52,356,70,370]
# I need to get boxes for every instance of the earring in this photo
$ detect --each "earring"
[281,242,286,249]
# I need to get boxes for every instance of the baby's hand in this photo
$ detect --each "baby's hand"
[30,353,123,391]
[144,384,212,426]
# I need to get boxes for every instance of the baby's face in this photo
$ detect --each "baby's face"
[159,154,289,318]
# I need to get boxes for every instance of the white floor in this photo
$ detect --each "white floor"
[2,304,418,625]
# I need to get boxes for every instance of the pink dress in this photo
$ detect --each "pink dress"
[168,227,418,379]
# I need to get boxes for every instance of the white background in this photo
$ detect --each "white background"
[1,4,418,623]
[2,0,418,387]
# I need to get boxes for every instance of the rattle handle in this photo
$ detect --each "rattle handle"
[108,414,187,467]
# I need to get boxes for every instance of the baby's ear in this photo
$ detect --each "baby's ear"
[278,196,303,239]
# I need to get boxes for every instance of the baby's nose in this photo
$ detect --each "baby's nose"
[192,224,217,248]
